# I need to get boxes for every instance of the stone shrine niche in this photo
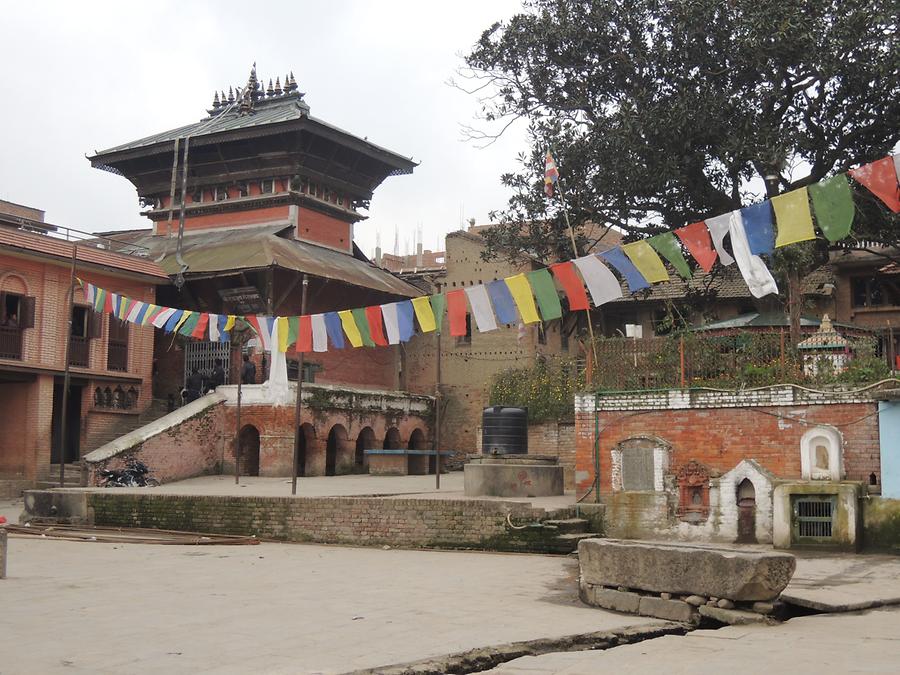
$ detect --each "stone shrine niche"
[676,460,711,523]
[800,426,843,481]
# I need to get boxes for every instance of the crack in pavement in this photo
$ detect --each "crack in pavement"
[343,622,690,675]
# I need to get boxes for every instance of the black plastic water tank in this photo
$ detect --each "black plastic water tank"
[481,406,528,454]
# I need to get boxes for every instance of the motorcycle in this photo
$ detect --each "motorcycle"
[99,460,160,488]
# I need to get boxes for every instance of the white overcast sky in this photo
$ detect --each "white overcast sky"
[0,0,526,258]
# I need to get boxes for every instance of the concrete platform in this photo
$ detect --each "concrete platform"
[38,472,578,512]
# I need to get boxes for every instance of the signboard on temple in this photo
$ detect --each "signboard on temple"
[218,286,265,314]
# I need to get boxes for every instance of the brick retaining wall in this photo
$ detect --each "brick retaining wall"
[87,493,552,550]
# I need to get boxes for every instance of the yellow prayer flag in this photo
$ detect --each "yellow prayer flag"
[773,187,815,248]
[223,315,236,332]
[411,296,436,333]
[277,317,290,353]
[622,241,669,283]
[338,310,364,347]
[140,305,158,326]
[173,311,192,332]
[504,274,541,324]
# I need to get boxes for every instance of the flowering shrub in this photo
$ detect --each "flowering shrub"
[489,357,584,423]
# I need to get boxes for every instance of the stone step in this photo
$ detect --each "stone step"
[543,518,590,534]
[549,532,602,554]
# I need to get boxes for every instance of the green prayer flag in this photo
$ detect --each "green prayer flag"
[809,173,855,242]
[526,269,562,321]
[351,308,375,347]
[179,311,200,336]
[287,316,299,346]
[649,232,692,279]
[429,293,446,335]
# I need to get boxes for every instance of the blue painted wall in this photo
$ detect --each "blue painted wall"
[878,401,900,499]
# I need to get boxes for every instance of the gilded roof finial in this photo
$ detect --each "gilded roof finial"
[212,91,221,108]
[289,71,297,91]
[227,86,235,103]
[274,77,283,95]
[266,78,274,97]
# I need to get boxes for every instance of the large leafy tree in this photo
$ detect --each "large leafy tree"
[461,0,899,269]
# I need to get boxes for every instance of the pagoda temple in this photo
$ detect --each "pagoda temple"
[89,65,424,397]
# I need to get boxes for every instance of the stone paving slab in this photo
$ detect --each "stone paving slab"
[486,608,900,674]
[0,530,658,674]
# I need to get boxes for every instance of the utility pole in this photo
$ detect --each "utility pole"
[58,245,78,487]
[291,276,309,495]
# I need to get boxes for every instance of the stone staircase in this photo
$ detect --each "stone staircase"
[35,399,172,490]
[503,506,604,554]
[84,398,172,453]
[543,517,602,553]
[37,464,83,489]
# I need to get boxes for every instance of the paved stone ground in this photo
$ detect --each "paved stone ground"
[485,608,900,674]
[0,514,657,675]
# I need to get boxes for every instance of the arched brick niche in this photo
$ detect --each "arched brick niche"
[800,425,843,481]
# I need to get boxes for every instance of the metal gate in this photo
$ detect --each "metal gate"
[792,495,836,543]
[184,341,232,388]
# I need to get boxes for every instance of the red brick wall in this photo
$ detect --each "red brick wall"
[222,404,431,477]
[0,254,158,480]
[575,402,881,498]
[176,205,291,233]
[296,206,352,252]
[528,421,576,489]
[88,401,226,485]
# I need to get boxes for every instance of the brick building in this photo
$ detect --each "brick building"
[82,66,436,477]
[574,387,889,545]
[0,200,168,496]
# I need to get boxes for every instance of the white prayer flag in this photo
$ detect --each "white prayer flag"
[151,308,177,328]
[208,314,220,342]
[465,285,498,332]
[573,254,623,307]
[728,211,779,298]
[381,303,401,345]
[704,213,736,266]
[125,301,143,324]
[311,313,328,352]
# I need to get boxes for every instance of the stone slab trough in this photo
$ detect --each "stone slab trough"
[579,538,796,602]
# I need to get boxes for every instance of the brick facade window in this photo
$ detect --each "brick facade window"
[107,317,129,372]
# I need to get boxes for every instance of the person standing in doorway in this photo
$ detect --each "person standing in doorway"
[241,353,256,384]
[210,358,226,389]
[185,366,203,403]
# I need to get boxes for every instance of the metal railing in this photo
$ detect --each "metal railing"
[68,336,90,367]
[1,216,151,258]
[590,328,892,391]
[0,327,22,359]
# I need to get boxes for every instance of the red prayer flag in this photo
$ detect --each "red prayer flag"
[446,289,468,337]
[191,313,209,339]
[103,292,113,314]
[550,262,590,311]
[675,221,718,273]
[850,157,900,213]
[365,306,389,346]
[296,315,312,353]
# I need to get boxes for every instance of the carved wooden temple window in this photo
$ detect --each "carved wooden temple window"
[676,460,711,523]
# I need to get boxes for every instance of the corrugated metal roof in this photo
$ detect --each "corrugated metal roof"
[96,98,310,155]
[117,226,423,298]
[694,312,822,330]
